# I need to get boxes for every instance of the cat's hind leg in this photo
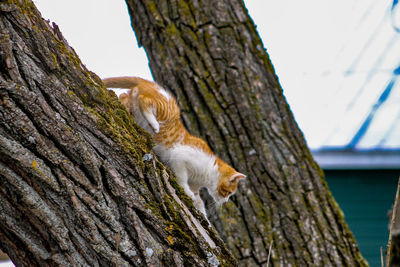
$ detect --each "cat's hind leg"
[137,95,160,133]
[142,109,159,133]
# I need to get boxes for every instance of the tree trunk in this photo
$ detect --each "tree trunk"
[0,1,236,266]
[125,0,368,266]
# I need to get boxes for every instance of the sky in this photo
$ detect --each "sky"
[31,0,362,80]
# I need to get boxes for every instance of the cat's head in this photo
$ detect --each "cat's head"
[215,160,246,203]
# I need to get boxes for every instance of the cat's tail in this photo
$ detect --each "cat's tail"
[102,76,149,89]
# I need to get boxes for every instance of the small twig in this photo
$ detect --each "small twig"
[114,229,121,267]
[386,176,400,267]
[266,240,273,267]
[381,246,384,267]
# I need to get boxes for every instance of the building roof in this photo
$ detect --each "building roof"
[301,1,400,168]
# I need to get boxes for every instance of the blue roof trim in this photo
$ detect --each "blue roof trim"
[346,78,397,149]
[394,64,400,75]
[311,148,400,169]
[314,147,400,153]
[393,0,399,10]
[392,0,400,32]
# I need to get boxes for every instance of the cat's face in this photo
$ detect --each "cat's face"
[216,167,246,202]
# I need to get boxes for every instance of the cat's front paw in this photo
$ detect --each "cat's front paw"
[194,198,207,217]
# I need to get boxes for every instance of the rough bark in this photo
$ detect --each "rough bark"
[125,0,368,266]
[0,1,236,266]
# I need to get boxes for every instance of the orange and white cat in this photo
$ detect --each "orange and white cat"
[103,77,245,216]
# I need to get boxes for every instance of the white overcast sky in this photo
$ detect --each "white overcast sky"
[31,0,358,81]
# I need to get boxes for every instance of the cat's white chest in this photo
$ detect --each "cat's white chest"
[153,144,219,191]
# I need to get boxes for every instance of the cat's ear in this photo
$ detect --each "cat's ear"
[229,173,246,183]
[119,93,131,106]
[119,93,129,102]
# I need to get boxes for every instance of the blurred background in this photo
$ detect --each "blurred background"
[1,1,399,266]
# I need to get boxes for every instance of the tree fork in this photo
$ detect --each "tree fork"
[125,0,368,265]
[0,1,236,266]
